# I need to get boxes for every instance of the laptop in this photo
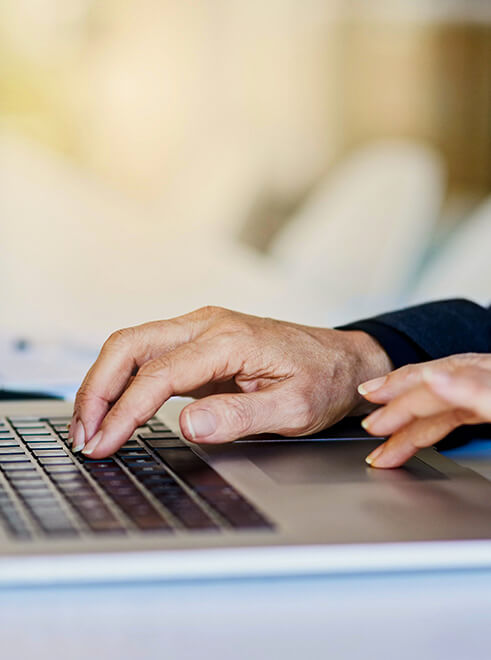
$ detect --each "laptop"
[0,396,490,586]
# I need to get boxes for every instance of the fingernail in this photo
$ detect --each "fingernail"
[67,416,76,444]
[186,409,217,439]
[361,407,383,431]
[365,443,385,466]
[82,430,103,456]
[72,420,86,452]
[358,376,387,396]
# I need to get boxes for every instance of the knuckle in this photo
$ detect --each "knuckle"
[137,356,170,378]
[222,396,254,434]
[197,305,228,319]
[104,327,135,350]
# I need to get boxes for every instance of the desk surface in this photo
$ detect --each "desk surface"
[1,444,490,660]
[1,569,490,660]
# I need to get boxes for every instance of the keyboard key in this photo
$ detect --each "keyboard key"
[11,479,47,491]
[0,455,31,463]
[26,442,62,449]
[1,464,37,472]
[139,430,181,439]
[0,504,31,538]
[0,439,19,447]
[85,461,172,532]
[147,422,172,432]
[18,430,52,436]
[32,449,68,458]
[43,464,79,474]
[38,457,75,466]
[45,417,72,425]
[155,447,272,529]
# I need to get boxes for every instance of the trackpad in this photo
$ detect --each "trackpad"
[235,441,445,484]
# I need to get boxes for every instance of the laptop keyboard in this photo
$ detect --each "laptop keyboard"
[0,417,272,540]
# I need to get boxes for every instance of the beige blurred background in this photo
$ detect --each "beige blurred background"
[0,0,490,387]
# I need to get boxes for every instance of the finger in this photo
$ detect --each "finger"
[365,409,472,468]
[361,383,457,436]
[358,353,491,404]
[426,366,491,420]
[81,334,248,457]
[179,382,306,444]
[73,309,218,446]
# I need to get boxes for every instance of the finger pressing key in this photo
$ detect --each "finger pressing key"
[82,335,243,458]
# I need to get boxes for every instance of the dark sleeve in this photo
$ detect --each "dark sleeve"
[338,299,491,369]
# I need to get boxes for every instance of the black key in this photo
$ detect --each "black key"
[0,455,31,463]
[117,448,149,457]
[155,447,271,529]
[154,491,217,530]
[153,448,224,488]
[32,449,68,458]
[0,448,26,455]
[49,472,84,482]
[17,488,53,499]
[1,464,37,474]
[26,442,62,450]
[68,496,124,533]
[119,455,155,464]
[14,422,48,429]
[7,474,45,485]
[78,456,114,465]
[87,466,171,531]
[139,431,181,439]
[144,438,187,450]
[19,430,52,437]
[0,439,19,447]
[37,520,77,536]
[43,464,79,474]
[82,460,116,470]
[38,457,74,466]
[119,499,172,532]
[119,440,141,449]
[0,506,31,538]
[147,422,171,432]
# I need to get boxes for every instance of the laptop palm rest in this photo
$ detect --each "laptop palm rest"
[224,440,446,484]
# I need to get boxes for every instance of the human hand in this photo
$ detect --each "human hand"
[69,306,392,458]
[358,353,491,468]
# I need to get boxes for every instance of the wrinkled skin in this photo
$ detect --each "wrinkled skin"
[70,306,392,458]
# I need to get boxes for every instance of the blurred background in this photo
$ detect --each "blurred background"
[0,0,490,396]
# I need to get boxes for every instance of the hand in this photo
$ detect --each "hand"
[358,353,491,468]
[69,306,392,458]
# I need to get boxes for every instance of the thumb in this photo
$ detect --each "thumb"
[179,385,295,444]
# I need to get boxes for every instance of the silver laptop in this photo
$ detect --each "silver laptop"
[0,397,490,586]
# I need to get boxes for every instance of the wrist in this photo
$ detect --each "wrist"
[333,329,393,416]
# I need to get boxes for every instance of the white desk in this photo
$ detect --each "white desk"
[1,569,490,660]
